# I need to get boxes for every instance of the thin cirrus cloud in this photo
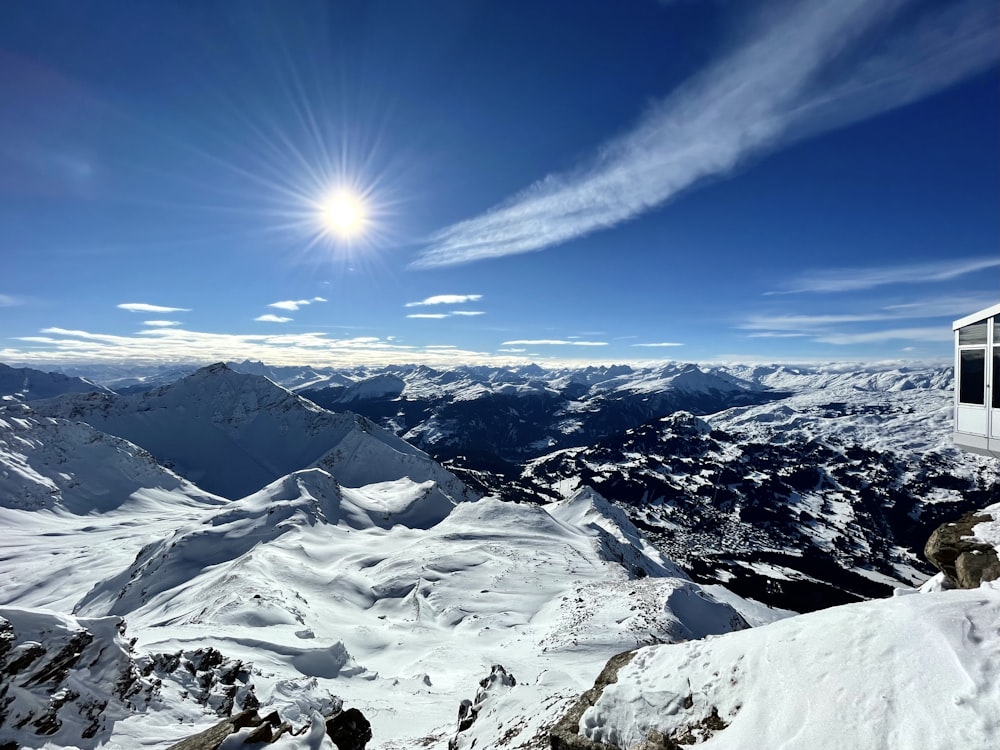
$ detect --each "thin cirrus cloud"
[813,326,954,345]
[0,294,24,307]
[412,0,998,269]
[143,320,181,327]
[405,294,482,307]
[742,292,999,346]
[118,302,191,313]
[767,257,1000,295]
[743,293,999,333]
[268,297,327,311]
[255,314,293,323]
[407,313,450,319]
[632,342,684,348]
[502,339,608,347]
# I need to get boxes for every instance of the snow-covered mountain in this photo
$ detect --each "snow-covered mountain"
[0,440,753,747]
[28,359,1000,612]
[265,361,997,611]
[31,363,471,502]
[0,362,111,402]
[0,405,219,514]
[3,358,999,749]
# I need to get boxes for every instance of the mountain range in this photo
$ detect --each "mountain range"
[1,358,998,749]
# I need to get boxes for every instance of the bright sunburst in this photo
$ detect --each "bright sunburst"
[318,190,367,239]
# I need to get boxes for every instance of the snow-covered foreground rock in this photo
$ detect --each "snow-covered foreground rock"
[579,586,1000,749]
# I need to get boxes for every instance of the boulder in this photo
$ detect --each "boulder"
[166,710,277,750]
[326,707,372,750]
[925,511,1000,588]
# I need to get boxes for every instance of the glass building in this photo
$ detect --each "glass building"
[954,303,1000,458]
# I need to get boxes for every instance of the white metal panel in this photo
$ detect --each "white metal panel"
[953,302,1000,331]
[992,409,1000,439]
[957,405,988,435]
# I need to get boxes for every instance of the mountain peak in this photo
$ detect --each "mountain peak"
[197,362,235,376]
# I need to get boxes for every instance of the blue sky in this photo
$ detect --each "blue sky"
[1,0,998,367]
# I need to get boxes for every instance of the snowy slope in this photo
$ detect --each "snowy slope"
[0,362,111,402]
[30,363,471,501]
[0,405,218,514]
[2,468,752,748]
[579,586,1000,750]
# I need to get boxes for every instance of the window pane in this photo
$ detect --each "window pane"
[994,348,1000,409]
[960,349,986,405]
[959,321,988,346]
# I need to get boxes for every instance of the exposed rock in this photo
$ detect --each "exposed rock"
[550,651,636,750]
[325,707,372,750]
[141,647,258,717]
[448,664,517,749]
[165,709,286,750]
[925,511,1000,588]
[0,609,159,745]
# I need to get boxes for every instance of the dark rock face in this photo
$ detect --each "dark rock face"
[925,511,1000,588]
[326,707,372,750]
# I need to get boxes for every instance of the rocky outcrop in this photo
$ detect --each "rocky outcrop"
[140,647,259,717]
[0,608,159,746]
[165,709,292,750]
[448,664,517,749]
[165,706,372,750]
[925,511,1000,588]
[326,707,372,750]
[550,651,636,750]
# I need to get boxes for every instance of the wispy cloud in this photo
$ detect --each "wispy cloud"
[450,310,486,317]
[813,327,953,345]
[743,313,893,331]
[631,342,684,348]
[413,0,998,268]
[0,294,24,307]
[405,294,482,307]
[255,314,293,323]
[502,339,608,347]
[742,291,996,347]
[268,297,326,311]
[767,257,1000,295]
[498,347,527,353]
[407,313,450,319]
[743,293,999,334]
[118,302,190,313]
[143,320,181,327]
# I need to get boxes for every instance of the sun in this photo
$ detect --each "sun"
[318,190,367,239]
